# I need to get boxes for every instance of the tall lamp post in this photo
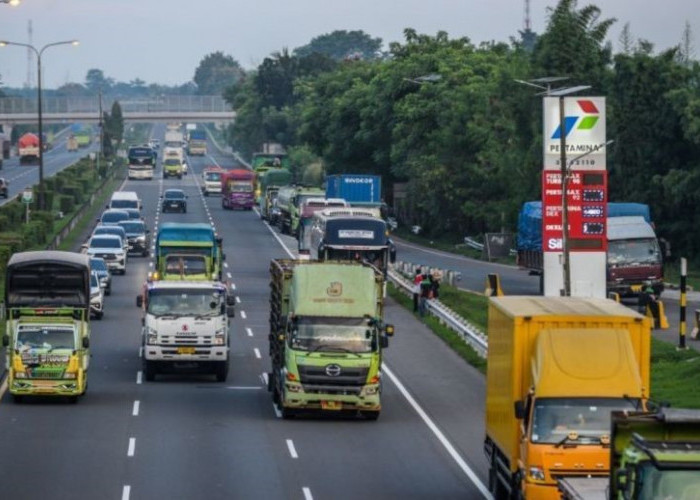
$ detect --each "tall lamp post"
[0,39,79,210]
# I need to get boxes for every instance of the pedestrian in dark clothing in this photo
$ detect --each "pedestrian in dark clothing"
[413,268,422,312]
[430,270,441,299]
[419,273,431,317]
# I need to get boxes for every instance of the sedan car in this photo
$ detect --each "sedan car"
[161,189,187,213]
[118,220,151,257]
[0,177,9,198]
[99,209,130,226]
[92,224,128,253]
[124,208,142,220]
[90,271,105,320]
[90,256,112,296]
[83,234,127,274]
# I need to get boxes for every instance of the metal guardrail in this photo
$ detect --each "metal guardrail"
[464,236,517,257]
[388,268,488,358]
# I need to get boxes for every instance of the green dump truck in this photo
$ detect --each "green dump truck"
[267,260,394,420]
[153,223,224,282]
[3,251,91,403]
[276,185,324,236]
[558,408,700,499]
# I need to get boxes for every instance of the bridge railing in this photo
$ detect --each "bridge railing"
[0,95,232,115]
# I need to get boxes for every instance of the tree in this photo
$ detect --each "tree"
[56,82,87,97]
[619,23,634,55]
[85,68,113,93]
[294,30,382,61]
[193,52,245,95]
[678,21,695,66]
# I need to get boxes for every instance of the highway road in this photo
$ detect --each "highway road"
[0,127,492,499]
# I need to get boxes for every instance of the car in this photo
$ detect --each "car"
[182,162,188,175]
[118,220,151,256]
[83,234,127,274]
[161,189,187,213]
[89,270,105,320]
[92,224,128,253]
[0,177,9,198]
[124,208,142,220]
[90,256,113,296]
[99,209,130,226]
[149,139,160,150]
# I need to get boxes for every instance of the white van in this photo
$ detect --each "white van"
[109,191,142,211]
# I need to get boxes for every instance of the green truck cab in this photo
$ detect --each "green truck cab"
[559,409,700,499]
[257,167,292,219]
[3,251,91,403]
[267,260,394,420]
[153,223,224,282]
[276,185,324,236]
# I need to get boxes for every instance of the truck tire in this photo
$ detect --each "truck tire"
[214,361,229,382]
[143,360,157,381]
[488,464,509,500]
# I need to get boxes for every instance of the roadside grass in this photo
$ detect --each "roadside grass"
[390,275,700,409]
[663,261,700,291]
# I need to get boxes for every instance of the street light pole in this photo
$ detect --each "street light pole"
[0,39,79,210]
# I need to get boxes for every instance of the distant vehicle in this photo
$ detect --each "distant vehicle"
[74,128,92,148]
[127,146,156,180]
[92,225,128,253]
[109,191,142,211]
[123,208,142,220]
[90,256,112,296]
[98,209,131,226]
[18,133,40,165]
[221,169,255,210]
[161,189,187,213]
[83,234,127,274]
[0,177,8,198]
[201,166,224,196]
[89,271,105,320]
[187,129,207,156]
[148,139,160,150]
[118,220,151,257]
[67,135,78,152]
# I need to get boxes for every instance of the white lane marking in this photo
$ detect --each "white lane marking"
[286,439,298,459]
[246,327,253,337]
[136,371,142,384]
[236,296,241,304]
[383,365,491,498]
[138,346,143,358]
[132,400,140,416]
[230,282,236,290]
[261,372,269,386]
[127,438,136,457]
[273,404,282,418]
[303,487,313,500]
[265,216,490,497]
[121,485,131,500]
[226,272,232,279]
[254,348,261,359]
[224,262,229,268]
[240,310,247,319]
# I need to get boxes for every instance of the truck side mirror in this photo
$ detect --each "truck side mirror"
[136,295,143,308]
[380,336,389,349]
[390,246,397,264]
[226,295,236,306]
[514,400,526,420]
[2,334,8,347]
[226,305,235,318]
[82,337,90,349]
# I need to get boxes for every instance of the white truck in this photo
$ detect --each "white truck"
[164,130,184,149]
[136,281,235,382]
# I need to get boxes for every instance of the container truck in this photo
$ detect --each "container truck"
[221,169,256,210]
[136,280,235,381]
[18,133,41,165]
[267,259,394,419]
[484,296,651,500]
[164,129,184,149]
[252,153,291,199]
[153,223,225,282]
[325,174,381,207]
[516,201,664,296]
[187,129,207,156]
[3,251,91,403]
[558,408,700,499]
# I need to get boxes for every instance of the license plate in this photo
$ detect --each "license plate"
[321,401,342,411]
[177,347,195,354]
[631,284,642,292]
[170,203,179,207]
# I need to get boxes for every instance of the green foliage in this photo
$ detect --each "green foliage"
[649,338,700,408]
[294,30,383,61]
[194,51,245,96]
[59,195,75,214]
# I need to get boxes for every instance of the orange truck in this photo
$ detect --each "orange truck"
[484,296,651,500]
[18,133,41,164]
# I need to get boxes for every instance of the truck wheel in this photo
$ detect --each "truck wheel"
[488,465,509,500]
[361,410,380,421]
[214,362,229,382]
[143,360,157,381]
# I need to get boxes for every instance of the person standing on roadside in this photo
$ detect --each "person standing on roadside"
[413,268,423,312]
[419,272,431,317]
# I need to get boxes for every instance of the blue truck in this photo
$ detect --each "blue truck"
[325,174,381,207]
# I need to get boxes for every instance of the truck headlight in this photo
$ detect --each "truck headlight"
[14,371,27,379]
[136,235,146,242]
[146,326,157,345]
[63,372,77,379]
[529,466,545,481]
[214,328,226,345]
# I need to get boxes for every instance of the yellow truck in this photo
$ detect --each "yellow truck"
[484,296,651,500]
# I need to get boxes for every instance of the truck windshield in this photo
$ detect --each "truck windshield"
[531,397,639,444]
[147,289,223,316]
[227,181,252,193]
[205,172,221,182]
[608,239,661,266]
[636,466,700,499]
[164,255,207,275]
[16,326,75,351]
[290,317,374,354]
[164,159,181,166]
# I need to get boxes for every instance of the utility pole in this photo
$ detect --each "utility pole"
[97,88,103,176]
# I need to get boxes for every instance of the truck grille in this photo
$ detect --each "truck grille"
[297,364,369,395]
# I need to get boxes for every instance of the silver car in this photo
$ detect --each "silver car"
[90,271,105,320]
[90,256,112,296]
[84,234,127,274]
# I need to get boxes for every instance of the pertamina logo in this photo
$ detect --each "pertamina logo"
[551,100,600,139]
[326,282,343,297]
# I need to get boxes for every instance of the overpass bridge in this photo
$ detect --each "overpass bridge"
[0,95,235,137]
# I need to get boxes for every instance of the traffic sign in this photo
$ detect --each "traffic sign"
[21,189,33,204]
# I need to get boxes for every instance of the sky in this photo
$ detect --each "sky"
[0,0,697,90]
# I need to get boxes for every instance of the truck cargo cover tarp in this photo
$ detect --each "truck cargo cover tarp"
[533,328,643,398]
[607,216,656,240]
[157,223,214,245]
[517,201,542,251]
[291,264,377,318]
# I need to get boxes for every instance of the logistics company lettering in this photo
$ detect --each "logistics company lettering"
[344,178,373,184]
[551,100,600,140]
